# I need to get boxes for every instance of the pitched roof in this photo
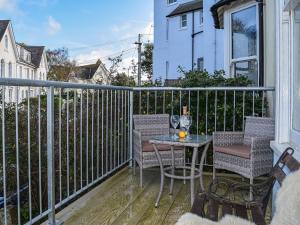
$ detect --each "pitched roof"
[24,46,45,67]
[0,20,10,41]
[75,60,102,80]
[167,0,203,17]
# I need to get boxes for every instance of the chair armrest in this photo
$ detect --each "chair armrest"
[251,137,273,153]
[213,132,244,146]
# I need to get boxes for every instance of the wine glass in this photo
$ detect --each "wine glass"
[185,116,192,139]
[170,115,180,138]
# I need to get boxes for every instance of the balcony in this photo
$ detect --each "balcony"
[0,78,275,225]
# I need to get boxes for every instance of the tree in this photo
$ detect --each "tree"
[141,43,153,81]
[111,72,136,87]
[106,54,123,83]
[46,47,78,81]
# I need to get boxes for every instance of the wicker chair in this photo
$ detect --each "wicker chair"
[213,117,275,191]
[189,148,300,225]
[133,114,184,187]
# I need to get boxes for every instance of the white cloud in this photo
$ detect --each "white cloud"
[47,16,61,35]
[0,0,16,12]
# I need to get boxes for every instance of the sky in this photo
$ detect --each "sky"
[0,0,153,71]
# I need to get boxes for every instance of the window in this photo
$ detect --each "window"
[229,4,259,85]
[39,72,42,80]
[8,89,13,102]
[8,62,12,78]
[292,4,300,136]
[31,70,34,80]
[197,58,204,71]
[1,59,5,77]
[5,35,8,49]
[199,10,204,25]
[26,68,29,79]
[168,0,177,5]
[180,14,187,28]
[166,61,169,79]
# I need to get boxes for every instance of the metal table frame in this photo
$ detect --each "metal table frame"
[149,135,212,207]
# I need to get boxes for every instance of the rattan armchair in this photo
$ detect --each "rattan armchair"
[133,114,184,187]
[213,117,275,191]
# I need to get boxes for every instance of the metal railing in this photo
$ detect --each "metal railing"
[0,78,275,225]
[0,78,133,225]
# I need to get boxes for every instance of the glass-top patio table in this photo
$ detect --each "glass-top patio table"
[149,135,212,207]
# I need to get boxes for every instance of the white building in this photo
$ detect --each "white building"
[153,0,224,82]
[0,20,48,101]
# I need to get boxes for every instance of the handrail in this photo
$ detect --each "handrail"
[132,86,275,91]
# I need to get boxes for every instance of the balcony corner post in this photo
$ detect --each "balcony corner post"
[47,86,56,225]
[129,91,134,166]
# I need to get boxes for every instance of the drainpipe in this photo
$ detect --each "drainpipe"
[192,11,195,70]
[257,0,264,86]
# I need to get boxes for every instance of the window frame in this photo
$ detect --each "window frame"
[199,9,204,26]
[167,0,177,6]
[224,1,261,85]
[180,14,188,29]
[290,4,300,147]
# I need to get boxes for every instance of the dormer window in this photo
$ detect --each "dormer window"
[26,53,31,63]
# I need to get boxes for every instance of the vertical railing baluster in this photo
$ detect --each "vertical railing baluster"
[224,90,227,131]
[27,87,32,222]
[262,91,265,117]
[59,89,62,201]
[15,87,21,225]
[91,91,95,181]
[252,91,255,116]
[171,90,174,115]
[196,91,199,135]
[188,90,191,112]
[47,86,56,225]
[106,90,109,173]
[67,90,70,196]
[163,91,166,114]
[96,90,100,178]
[110,90,113,170]
[233,91,236,131]
[114,90,117,168]
[214,90,217,132]
[117,90,120,166]
[129,91,133,165]
[80,90,83,188]
[179,90,182,115]
[74,90,77,192]
[101,90,104,176]
[242,91,246,130]
[139,90,141,114]
[124,90,127,161]
[154,91,157,114]
[86,90,89,184]
[205,91,208,135]
[38,88,42,213]
[2,86,7,225]
[147,91,149,114]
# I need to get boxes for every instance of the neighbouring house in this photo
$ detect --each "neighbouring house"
[153,0,224,83]
[153,0,274,87]
[69,59,110,84]
[0,20,48,101]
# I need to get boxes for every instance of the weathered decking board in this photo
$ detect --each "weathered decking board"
[59,167,207,225]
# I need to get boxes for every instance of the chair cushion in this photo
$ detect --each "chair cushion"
[214,144,251,159]
[142,141,183,152]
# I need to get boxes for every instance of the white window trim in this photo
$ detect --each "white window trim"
[180,14,188,29]
[224,1,260,82]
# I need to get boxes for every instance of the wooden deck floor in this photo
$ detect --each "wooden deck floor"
[55,167,211,225]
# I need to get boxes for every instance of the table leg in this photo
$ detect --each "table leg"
[199,143,210,192]
[190,147,198,206]
[153,144,164,208]
[183,147,186,185]
[170,146,175,195]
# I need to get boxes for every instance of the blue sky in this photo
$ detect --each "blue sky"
[0,0,153,68]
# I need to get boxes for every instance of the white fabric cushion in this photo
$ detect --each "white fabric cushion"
[271,169,300,225]
[175,213,255,225]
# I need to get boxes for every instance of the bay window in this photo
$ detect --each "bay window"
[225,2,261,86]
